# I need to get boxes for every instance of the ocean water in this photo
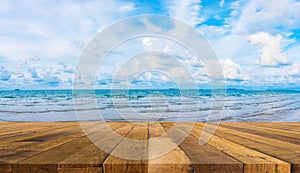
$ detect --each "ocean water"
[0,89,299,122]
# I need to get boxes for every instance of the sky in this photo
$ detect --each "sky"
[0,0,300,90]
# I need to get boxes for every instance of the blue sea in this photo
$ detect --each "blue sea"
[0,89,299,122]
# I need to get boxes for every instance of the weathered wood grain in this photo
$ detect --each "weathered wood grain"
[208,123,300,172]
[221,123,300,145]
[103,123,148,173]
[59,122,134,169]
[187,123,290,173]
[58,167,102,173]
[161,122,243,173]
[13,124,104,173]
[148,122,193,173]
[0,124,80,150]
[231,122,300,133]
[0,161,12,173]
[0,123,76,138]
[0,122,299,173]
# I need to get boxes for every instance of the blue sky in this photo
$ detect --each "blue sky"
[0,0,300,90]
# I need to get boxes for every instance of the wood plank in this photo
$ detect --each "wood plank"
[5,122,101,152]
[13,123,107,173]
[0,123,74,173]
[229,122,300,133]
[221,123,300,145]
[211,123,300,152]
[59,122,135,169]
[186,123,290,173]
[293,165,300,173]
[236,122,300,133]
[161,122,243,173]
[0,123,116,164]
[0,123,76,138]
[21,128,85,151]
[0,123,45,133]
[13,164,57,173]
[0,124,80,150]
[148,122,193,173]
[57,167,102,173]
[0,150,40,164]
[0,162,12,173]
[0,122,16,125]
[103,123,148,173]
[0,122,299,172]
[206,123,300,172]
[0,129,81,151]
[0,124,84,168]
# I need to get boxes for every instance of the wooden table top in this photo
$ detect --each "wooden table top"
[0,122,300,173]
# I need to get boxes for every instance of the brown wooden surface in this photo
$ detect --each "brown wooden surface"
[186,123,290,173]
[103,123,148,173]
[148,123,192,173]
[161,122,243,173]
[0,122,299,173]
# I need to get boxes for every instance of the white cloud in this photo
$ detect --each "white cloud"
[43,74,60,87]
[113,52,195,88]
[0,0,299,89]
[229,0,300,34]
[166,0,300,88]
[0,0,136,62]
[219,0,225,7]
[284,63,300,76]
[142,38,155,50]
[119,3,136,12]
[196,0,300,88]
[130,71,176,88]
[57,63,75,74]
[0,0,136,88]
[286,43,300,62]
[0,0,134,63]
[167,0,204,26]
[248,32,290,67]
[142,37,174,54]
[220,59,248,81]
[0,66,11,81]
[27,68,38,79]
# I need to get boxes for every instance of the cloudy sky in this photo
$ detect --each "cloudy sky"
[0,0,299,90]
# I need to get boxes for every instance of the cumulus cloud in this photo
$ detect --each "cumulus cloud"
[220,59,248,81]
[27,68,38,79]
[43,74,60,87]
[57,63,75,74]
[142,38,163,52]
[131,71,176,88]
[0,0,138,89]
[97,72,113,86]
[229,0,300,34]
[0,0,299,89]
[142,37,204,69]
[113,52,195,88]
[0,0,136,65]
[167,0,204,26]
[142,37,174,54]
[248,32,290,67]
[284,63,300,77]
[0,66,11,81]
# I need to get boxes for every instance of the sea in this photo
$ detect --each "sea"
[0,89,299,122]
